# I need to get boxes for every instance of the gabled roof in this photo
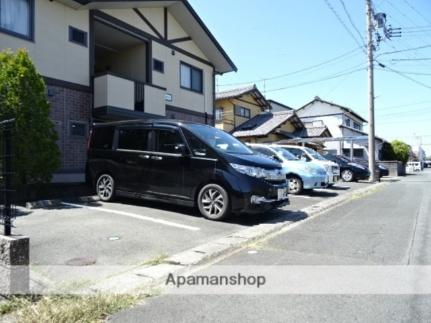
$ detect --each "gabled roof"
[216,85,269,108]
[297,96,367,123]
[294,124,332,138]
[63,0,236,74]
[268,99,294,111]
[232,111,301,138]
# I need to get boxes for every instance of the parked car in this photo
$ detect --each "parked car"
[352,158,389,177]
[87,120,289,221]
[277,145,340,186]
[248,144,328,194]
[323,154,370,182]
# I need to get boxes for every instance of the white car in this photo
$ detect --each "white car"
[277,145,340,185]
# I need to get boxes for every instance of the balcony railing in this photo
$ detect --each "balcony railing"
[93,73,166,117]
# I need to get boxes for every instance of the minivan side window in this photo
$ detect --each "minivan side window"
[183,129,209,157]
[91,126,115,149]
[156,129,184,154]
[117,128,149,151]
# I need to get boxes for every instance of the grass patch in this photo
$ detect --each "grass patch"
[5,294,138,323]
[140,253,169,266]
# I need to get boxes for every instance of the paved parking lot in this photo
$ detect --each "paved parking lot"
[15,180,371,271]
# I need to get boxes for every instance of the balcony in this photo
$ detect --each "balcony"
[93,73,166,120]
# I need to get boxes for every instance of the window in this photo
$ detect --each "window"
[153,59,164,73]
[69,26,87,47]
[0,0,33,39]
[156,129,185,154]
[234,106,251,118]
[180,62,203,93]
[117,128,149,151]
[215,108,223,121]
[353,122,362,131]
[91,126,115,150]
[70,122,87,137]
[183,129,209,157]
[345,118,351,127]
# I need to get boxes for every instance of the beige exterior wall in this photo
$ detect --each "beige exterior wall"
[0,0,89,86]
[216,94,264,132]
[152,41,214,116]
[94,74,135,110]
[144,85,166,116]
[101,7,214,118]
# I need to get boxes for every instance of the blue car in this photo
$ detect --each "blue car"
[249,144,329,194]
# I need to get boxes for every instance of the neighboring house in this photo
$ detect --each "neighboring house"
[215,85,269,132]
[296,97,384,159]
[0,0,236,182]
[268,99,294,112]
[231,110,306,143]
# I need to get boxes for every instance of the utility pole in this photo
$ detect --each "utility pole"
[366,0,376,182]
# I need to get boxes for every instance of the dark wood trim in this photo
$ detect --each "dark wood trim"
[212,70,216,126]
[133,8,163,39]
[89,10,95,126]
[169,36,192,44]
[94,106,165,120]
[92,10,214,68]
[166,105,212,119]
[147,40,153,84]
[164,7,168,40]
[44,77,91,93]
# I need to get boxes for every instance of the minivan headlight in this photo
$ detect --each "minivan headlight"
[230,163,283,180]
[230,163,266,178]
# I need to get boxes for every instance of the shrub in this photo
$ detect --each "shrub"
[0,49,60,185]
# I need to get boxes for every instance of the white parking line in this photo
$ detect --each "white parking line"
[290,195,312,199]
[61,202,201,232]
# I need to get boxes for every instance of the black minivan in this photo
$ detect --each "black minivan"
[87,120,289,220]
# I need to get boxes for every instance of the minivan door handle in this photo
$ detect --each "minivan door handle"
[139,154,151,160]
[151,156,163,161]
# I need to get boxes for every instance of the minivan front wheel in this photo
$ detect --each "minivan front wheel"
[96,174,115,201]
[198,184,229,221]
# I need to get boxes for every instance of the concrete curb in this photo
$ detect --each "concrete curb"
[79,181,386,295]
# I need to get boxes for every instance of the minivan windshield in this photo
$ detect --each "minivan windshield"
[185,124,253,155]
[305,147,327,161]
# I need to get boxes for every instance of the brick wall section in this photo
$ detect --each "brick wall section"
[47,85,92,173]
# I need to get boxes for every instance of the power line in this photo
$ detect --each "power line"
[402,0,431,26]
[376,44,431,56]
[377,100,431,110]
[217,47,362,87]
[391,58,431,61]
[377,68,431,76]
[338,0,365,44]
[323,0,366,51]
[265,65,366,93]
[377,106,431,117]
[378,64,431,90]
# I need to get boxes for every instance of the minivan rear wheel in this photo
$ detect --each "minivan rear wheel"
[96,174,115,201]
[341,169,354,182]
[197,184,229,221]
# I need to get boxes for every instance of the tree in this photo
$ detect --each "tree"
[391,140,410,164]
[0,49,60,185]
[381,141,395,160]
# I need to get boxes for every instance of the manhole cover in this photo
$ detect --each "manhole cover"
[65,257,96,266]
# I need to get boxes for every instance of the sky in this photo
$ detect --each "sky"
[189,0,431,156]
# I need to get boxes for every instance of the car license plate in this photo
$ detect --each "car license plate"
[278,188,287,200]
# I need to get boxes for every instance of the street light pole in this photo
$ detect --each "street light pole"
[366,0,376,182]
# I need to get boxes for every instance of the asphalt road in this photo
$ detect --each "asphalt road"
[112,170,431,323]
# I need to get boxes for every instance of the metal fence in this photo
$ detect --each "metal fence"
[0,119,15,236]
